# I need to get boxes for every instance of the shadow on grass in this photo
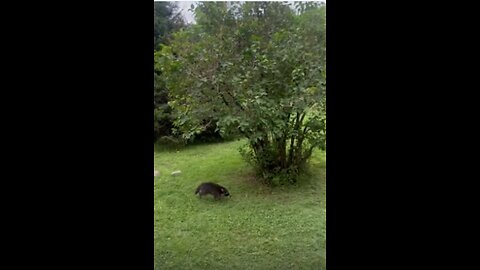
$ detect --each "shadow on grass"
[232,154,326,198]
[195,196,232,204]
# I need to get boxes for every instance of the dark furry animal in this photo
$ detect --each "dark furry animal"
[195,182,230,199]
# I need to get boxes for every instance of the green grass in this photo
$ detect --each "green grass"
[154,139,326,270]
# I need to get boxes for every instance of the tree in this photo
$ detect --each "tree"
[154,2,184,142]
[161,2,326,185]
[154,2,184,51]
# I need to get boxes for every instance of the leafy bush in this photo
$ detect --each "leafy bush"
[160,2,326,184]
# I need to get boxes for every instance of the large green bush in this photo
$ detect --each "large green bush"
[160,2,326,184]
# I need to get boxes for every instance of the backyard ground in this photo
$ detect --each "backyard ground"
[154,139,326,269]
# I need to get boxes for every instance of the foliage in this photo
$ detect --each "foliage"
[154,2,184,142]
[154,2,184,51]
[160,2,326,184]
[154,2,225,144]
[155,48,224,144]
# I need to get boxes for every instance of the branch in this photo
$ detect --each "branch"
[299,111,307,126]
[288,112,300,164]
[302,125,309,136]
[302,144,316,162]
[224,88,246,111]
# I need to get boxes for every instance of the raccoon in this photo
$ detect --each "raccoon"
[195,182,230,199]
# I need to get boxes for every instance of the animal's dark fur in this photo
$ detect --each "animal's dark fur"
[195,182,230,199]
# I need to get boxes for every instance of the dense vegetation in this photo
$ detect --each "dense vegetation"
[153,2,184,142]
[155,1,326,185]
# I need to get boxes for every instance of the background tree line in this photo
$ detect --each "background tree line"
[154,1,222,144]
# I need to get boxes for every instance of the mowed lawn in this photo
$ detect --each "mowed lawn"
[154,139,326,270]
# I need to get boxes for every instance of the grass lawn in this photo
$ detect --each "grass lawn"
[154,139,326,270]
